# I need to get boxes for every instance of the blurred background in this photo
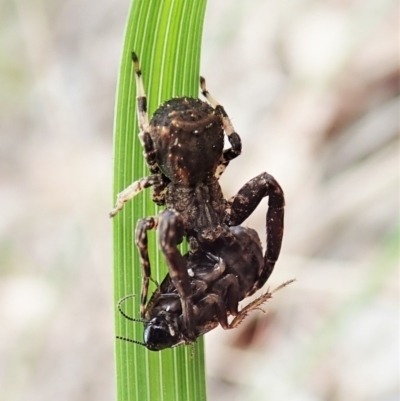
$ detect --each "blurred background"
[0,0,398,400]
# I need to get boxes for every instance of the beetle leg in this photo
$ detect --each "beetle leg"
[210,273,240,317]
[187,251,226,282]
[200,77,242,178]
[157,209,196,341]
[135,216,160,317]
[203,280,292,332]
[194,293,230,330]
[229,279,295,328]
[194,274,239,330]
[226,172,285,291]
[229,291,273,328]
[110,174,165,217]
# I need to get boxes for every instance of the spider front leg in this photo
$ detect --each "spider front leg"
[110,174,166,217]
[200,77,242,178]
[135,216,160,317]
[225,172,285,290]
[157,209,196,340]
[135,210,193,317]
[132,52,159,174]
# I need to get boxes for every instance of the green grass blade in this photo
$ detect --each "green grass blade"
[112,1,208,400]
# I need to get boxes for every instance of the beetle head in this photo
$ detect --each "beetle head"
[143,316,186,351]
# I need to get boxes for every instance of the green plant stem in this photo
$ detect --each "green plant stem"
[112,1,208,400]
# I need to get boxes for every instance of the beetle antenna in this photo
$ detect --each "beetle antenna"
[116,336,146,347]
[117,294,146,323]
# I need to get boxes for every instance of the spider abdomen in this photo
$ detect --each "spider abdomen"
[150,97,224,185]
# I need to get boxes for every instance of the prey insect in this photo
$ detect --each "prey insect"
[117,226,294,351]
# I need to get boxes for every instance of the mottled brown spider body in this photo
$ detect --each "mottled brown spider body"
[111,52,288,343]
[163,177,227,237]
[149,97,224,186]
[149,97,229,237]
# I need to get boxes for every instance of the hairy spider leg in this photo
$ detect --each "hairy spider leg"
[132,52,159,174]
[110,174,164,217]
[200,76,242,178]
[110,52,170,218]
[226,172,285,293]
[157,209,196,340]
[136,209,196,340]
[135,216,160,317]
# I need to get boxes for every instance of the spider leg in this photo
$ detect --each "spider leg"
[200,77,242,178]
[132,52,159,174]
[151,176,169,206]
[226,172,285,290]
[110,174,165,217]
[135,216,160,317]
[157,209,196,341]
